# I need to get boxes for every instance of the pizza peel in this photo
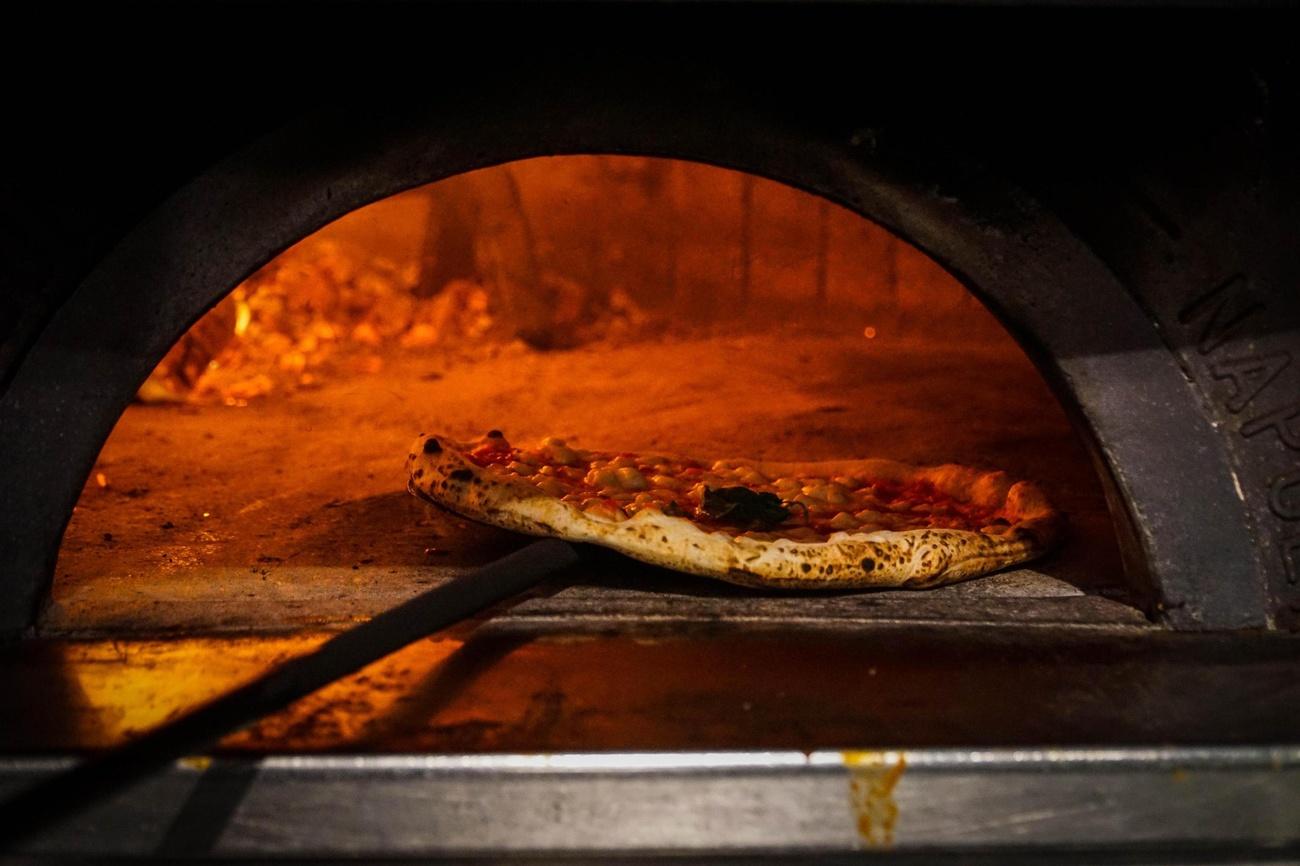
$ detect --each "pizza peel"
[0,539,580,848]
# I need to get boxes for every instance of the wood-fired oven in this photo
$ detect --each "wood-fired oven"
[1,4,1297,860]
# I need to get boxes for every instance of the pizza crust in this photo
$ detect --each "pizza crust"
[406,434,1064,590]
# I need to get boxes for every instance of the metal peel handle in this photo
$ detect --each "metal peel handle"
[0,539,580,849]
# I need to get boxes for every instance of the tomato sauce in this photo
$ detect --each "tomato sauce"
[459,438,1003,537]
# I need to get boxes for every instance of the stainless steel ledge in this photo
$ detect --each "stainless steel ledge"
[2,746,1297,858]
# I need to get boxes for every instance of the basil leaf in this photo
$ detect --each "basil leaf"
[699,486,791,529]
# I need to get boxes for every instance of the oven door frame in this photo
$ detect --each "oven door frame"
[1,54,1288,634]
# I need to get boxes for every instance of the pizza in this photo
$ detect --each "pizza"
[406,431,1063,589]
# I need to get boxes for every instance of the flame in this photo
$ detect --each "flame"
[233,288,252,337]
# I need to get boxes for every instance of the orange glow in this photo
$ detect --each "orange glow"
[52,155,1122,645]
[4,631,1135,753]
[39,635,462,749]
[138,157,980,407]
[94,472,108,488]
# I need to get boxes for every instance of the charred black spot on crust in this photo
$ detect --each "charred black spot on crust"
[450,468,473,481]
[407,453,416,461]
[801,563,812,573]
[414,468,424,479]
[423,438,442,454]
[486,429,503,438]
[860,557,875,571]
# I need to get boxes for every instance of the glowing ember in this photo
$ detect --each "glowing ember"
[95,473,108,488]
[233,289,252,337]
[139,238,649,406]
[864,326,877,339]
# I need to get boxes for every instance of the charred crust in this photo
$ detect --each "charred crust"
[449,469,474,481]
[486,429,504,439]
[414,468,424,479]
[423,438,443,454]
[408,483,442,508]
[801,563,812,573]
[860,557,875,571]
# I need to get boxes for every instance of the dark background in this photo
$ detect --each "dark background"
[3,2,1298,387]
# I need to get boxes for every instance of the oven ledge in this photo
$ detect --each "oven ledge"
[2,746,1297,858]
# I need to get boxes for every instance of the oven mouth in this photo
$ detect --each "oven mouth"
[0,72,1276,639]
[40,155,1135,639]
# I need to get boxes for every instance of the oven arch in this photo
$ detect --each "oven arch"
[0,72,1273,634]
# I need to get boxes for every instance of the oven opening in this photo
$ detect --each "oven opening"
[32,157,1140,752]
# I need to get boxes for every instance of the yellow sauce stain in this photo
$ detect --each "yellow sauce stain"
[843,750,907,847]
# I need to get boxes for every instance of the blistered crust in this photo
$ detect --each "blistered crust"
[406,435,1064,590]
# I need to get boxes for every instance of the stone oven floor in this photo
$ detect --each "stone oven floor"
[47,329,1129,636]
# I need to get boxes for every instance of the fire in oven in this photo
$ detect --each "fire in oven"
[0,7,1297,860]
